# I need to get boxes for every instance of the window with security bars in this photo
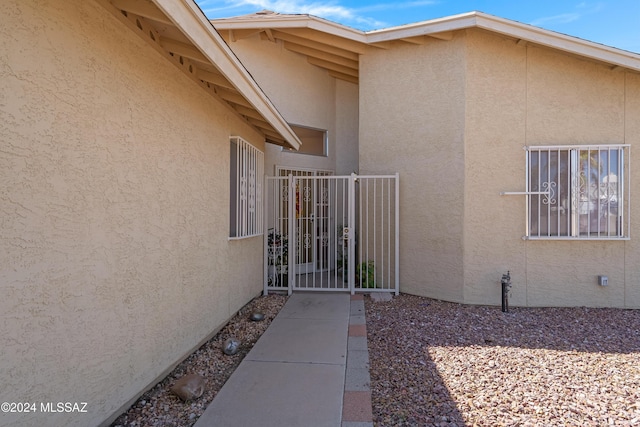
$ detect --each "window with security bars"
[526,145,629,239]
[230,136,264,239]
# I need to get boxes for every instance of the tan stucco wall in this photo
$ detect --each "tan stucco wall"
[359,29,640,308]
[1,1,264,426]
[223,34,359,175]
[359,36,468,301]
[462,30,528,306]
[624,72,640,308]
[335,80,360,175]
[464,29,639,308]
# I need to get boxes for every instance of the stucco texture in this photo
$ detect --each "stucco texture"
[359,36,467,301]
[465,29,638,308]
[225,34,359,175]
[359,29,640,308]
[1,1,264,426]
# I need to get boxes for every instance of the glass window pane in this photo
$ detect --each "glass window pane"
[529,149,570,237]
[578,149,620,237]
[527,146,626,239]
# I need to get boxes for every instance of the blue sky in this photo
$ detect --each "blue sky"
[196,0,640,53]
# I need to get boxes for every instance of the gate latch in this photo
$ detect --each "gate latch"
[342,227,352,241]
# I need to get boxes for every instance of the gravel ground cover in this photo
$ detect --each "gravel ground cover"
[111,294,288,427]
[365,294,640,427]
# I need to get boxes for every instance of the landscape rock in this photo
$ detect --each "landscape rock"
[170,374,205,402]
[249,312,265,321]
[110,295,287,426]
[222,337,240,355]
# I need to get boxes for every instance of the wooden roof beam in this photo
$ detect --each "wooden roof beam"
[284,42,358,70]
[245,116,272,130]
[272,31,359,61]
[160,37,209,63]
[111,0,174,26]
[196,68,235,90]
[400,37,427,45]
[227,28,263,42]
[427,31,454,41]
[260,127,288,144]
[216,88,253,108]
[307,57,358,77]
[278,28,369,54]
[264,29,276,42]
[328,71,359,84]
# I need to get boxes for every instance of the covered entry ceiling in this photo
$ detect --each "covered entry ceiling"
[212,11,456,85]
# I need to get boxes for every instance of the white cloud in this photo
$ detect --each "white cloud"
[356,0,438,13]
[197,0,438,29]
[530,2,604,27]
[208,0,356,19]
[530,12,581,26]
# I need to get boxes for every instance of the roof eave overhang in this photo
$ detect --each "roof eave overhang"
[365,11,640,72]
[216,10,640,74]
[472,13,640,72]
[364,12,477,43]
[151,0,301,149]
[213,13,368,44]
[98,0,300,149]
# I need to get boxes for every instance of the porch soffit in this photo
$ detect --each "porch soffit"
[95,0,302,149]
[212,10,640,81]
[215,26,369,84]
[213,12,450,85]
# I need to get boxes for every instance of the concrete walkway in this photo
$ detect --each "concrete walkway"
[194,292,373,427]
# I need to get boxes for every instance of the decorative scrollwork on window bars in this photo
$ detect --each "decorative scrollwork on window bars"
[230,136,264,238]
[303,185,311,202]
[248,169,256,213]
[239,177,247,203]
[321,187,329,204]
[541,181,556,205]
[303,233,312,249]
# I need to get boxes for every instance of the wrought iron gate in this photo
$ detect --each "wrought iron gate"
[264,172,399,295]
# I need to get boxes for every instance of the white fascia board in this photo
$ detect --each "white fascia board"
[213,15,314,29]
[213,14,367,43]
[212,9,640,73]
[474,13,640,72]
[365,11,640,72]
[364,12,477,43]
[305,17,367,43]
[151,0,301,150]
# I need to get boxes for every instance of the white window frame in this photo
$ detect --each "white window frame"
[523,145,630,240]
[280,124,328,157]
[230,136,264,239]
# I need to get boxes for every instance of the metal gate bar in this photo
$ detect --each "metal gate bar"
[264,173,399,295]
[292,175,349,292]
[356,175,400,293]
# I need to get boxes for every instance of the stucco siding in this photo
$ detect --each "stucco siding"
[359,36,467,301]
[623,72,640,307]
[335,80,360,175]
[1,1,263,426]
[223,34,355,174]
[463,30,528,306]
[463,29,638,307]
[523,43,630,307]
[526,45,625,144]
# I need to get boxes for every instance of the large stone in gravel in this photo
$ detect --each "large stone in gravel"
[223,337,240,355]
[170,374,205,402]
